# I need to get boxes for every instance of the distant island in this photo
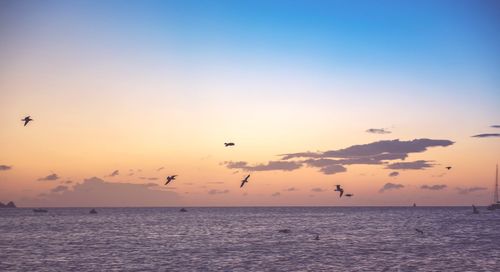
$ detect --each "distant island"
[0,201,17,208]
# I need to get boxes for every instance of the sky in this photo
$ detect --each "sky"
[0,0,499,207]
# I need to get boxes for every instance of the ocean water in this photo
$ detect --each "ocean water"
[1,207,499,272]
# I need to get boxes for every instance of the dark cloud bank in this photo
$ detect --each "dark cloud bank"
[225,139,453,175]
[0,165,12,171]
[421,184,447,191]
[471,133,500,138]
[33,177,180,207]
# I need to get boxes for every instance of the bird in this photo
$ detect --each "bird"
[224,142,235,147]
[446,166,452,170]
[334,185,344,197]
[345,193,353,197]
[21,116,33,126]
[240,174,250,188]
[165,175,177,185]
[415,228,424,235]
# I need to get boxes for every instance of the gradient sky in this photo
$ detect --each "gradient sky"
[1,0,499,207]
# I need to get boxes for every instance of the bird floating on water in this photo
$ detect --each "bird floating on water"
[21,116,33,126]
[334,185,344,197]
[240,174,250,188]
[165,175,177,185]
[224,142,235,147]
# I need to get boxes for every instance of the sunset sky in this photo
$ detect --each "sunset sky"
[1,0,499,207]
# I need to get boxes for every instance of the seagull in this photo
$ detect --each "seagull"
[334,185,344,198]
[415,228,424,235]
[21,116,33,126]
[345,193,353,197]
[240,174,250,188]
[165,175,177,185]
[446,166,452,170]
[224,142,235,147]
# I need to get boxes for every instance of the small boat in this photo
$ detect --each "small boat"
[33,208,48,213]
[487,164,500,211]
[89,209,98,214]
[179,208,187,212]
[472,205,479,214]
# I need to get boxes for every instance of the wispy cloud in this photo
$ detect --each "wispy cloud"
[311,188,326,192]
[420,184,447,190]
[108,170,119,177]
[271,192,281,197]
[156,167,164,171]
[386,160,434,170]
[0,165,12,171]
[139,177,159,181]
[471,133,500,138]
[284,187,298,192]
[38,173,60,181]
[379,182,404,193]
[208,189,229,195]
[319,164,347,175]
[388,171,399,177]
[224,160,302,172]
[51,185,69,193]
[456,187,487,195]
[366,128,391,134]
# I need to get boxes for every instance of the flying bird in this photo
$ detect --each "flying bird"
[21,116,33,126]
[345,193,353,197]
[334,185,344,198]
[165,175,177,185]
[446,166,452,170]
[224,142,235,147]
[240,174,250,188]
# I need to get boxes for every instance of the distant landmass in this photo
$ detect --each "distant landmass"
[0,201,17,208]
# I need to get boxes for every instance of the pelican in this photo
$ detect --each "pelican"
[224,142,235,147]
[334,185,344,197]
[21,116,33,126]
[165,175,177,185]
[240,174,250,188]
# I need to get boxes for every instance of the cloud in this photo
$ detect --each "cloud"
[456,187,487,195]
[319,164,347,175]
[388,171,399,177]
[62,180,73,184]
[38,173,60,181]
[271,192,281,197]
[30,177,180,207]
[139,177,159,181]
[386,160,434,170]
[51,185,69,193]
[311,188,325,192]
[156,167,164,171]
[207,181,225,184]
[471,133,500,138]
[420,184,447,190]
[108,170,119,177]
[224,160,302,172]
[379,182,404,193]
[284,187,297,192]
[281,139,453,160]
[208,189,229,195]
[366,128,391,134]
[491,125,500,128]
[0,165,12,171]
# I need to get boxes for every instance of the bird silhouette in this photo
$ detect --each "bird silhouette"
[446,166,452,170]
[334,185,344,197]
[240,174,250,188]
[165,175,177,185]
[21,116,33,126]
[224,142,235,147]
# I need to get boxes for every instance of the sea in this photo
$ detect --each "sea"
[1,207,499,272]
